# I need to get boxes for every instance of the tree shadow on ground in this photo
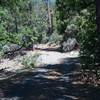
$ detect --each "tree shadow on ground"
[0,57,100,100]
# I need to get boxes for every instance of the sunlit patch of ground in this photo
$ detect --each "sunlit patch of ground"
[0,44,79,72]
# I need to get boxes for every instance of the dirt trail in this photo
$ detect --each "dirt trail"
[0,44,99,100]
[0,44,79,71]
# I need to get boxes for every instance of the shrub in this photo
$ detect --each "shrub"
[48,31,62,44]
[21,53,40,69]
[0,51,4,60]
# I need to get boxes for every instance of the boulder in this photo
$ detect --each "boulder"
[61,38,78,52]
[60,24,79,52]
[2,43,27,59]
[2,43,21,54]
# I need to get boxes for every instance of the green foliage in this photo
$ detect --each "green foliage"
[76,5,97,69]
[56,0,98,71]
[49,31,62,44]
[0,0,56,50]
[0,1,44,50]
[21,53,40,69]
[16,27,38,45]
[0,51,4,59]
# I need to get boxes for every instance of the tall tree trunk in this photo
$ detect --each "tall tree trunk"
[96,0,100,64]
[96,0,100,34]
[28,0,32,28]
[44,0,53,36]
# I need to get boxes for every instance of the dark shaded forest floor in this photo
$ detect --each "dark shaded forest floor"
[0,45,100,100]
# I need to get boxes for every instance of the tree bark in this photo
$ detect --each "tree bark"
[96,0,100,64]
[28,0,32,27]
[96,0,100,33]
[44,0,53,36]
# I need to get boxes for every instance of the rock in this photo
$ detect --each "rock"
[21,35,33,50]
[2,43,24,59]
[2,43,21,54]
[26,44,33,50]
[60,24,79,52]
[22,35,31,43]
[61,38,78,52]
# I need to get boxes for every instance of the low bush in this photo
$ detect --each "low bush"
[21,53,40,69]
[48,31,62,44]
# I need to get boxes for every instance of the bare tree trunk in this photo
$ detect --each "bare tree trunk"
[28,0,32,27]
[44,0,53,36]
